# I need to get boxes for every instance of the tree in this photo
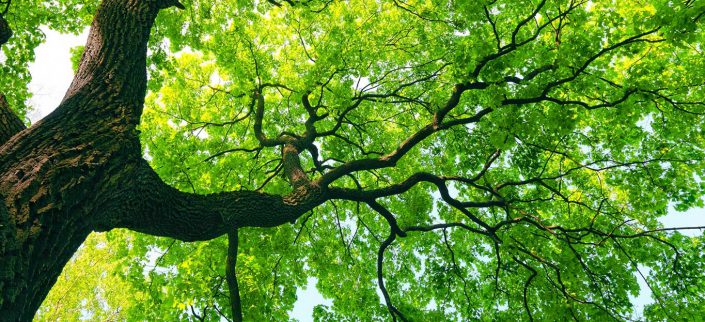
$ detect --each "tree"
[1,0,705,320]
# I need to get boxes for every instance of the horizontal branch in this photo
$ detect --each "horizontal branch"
[329,171,498,233]
[108,159,324,241]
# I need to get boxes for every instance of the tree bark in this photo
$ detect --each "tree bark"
[0,0,160,317]
[0,0,322,319]
[0,94,24,144]
[100,159,323,242]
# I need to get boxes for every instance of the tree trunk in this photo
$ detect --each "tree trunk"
[0,0,156,316]
[0,0,323,319]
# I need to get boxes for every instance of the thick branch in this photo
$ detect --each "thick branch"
[107,143,321,241]
[0,93,25,144]
[107,160,324,241]
[283,144,311,188]
[57,0,183,125]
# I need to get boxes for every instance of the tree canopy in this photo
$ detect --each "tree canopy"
[2,0,705,320]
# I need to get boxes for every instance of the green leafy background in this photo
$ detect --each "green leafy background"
[3,0,702,320]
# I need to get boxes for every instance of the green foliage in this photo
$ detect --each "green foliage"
[22,0,705,320]
[34,233,138,321]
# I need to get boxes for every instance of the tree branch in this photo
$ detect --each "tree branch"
[318,104,493,186]
[0,93,25,144]
[252,85,299,147]
[377,231,408,322]
[329,171,498,234]
[58,0,183,125]
[226,229,243,322]
[282,144,311,189]
[107,158,324,241]
[513,256,537,322]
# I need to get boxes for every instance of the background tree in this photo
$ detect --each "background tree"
[1,0,705,320]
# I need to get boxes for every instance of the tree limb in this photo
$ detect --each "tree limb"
[226,229,243,322]
[0,93,25,144]
[106,157,325,241]
[377,231,408,322]
[318,105,493,186]
[282,144,312,189]
[107,142,322,241]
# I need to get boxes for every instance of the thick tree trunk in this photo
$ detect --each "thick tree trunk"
[0,0,323,319]
[0,0,158,317]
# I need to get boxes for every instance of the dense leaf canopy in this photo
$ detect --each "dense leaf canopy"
[2,0,705,320]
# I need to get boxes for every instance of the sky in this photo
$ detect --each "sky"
[25,27,705,320]
[27,29,84,122]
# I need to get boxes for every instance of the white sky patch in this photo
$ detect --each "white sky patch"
[453,29,470,37]
[27,27,88,123]
[192,128,210,140]
[636,114,654,133]
[659,206,705,237]
[290,278,333,320]
[629,265,654,320]
[354,76,370,92]
[209,69,226,86]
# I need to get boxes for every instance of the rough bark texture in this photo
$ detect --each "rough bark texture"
[0,94,24,143]
[0,0,322,319]
[103,159,323,241]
